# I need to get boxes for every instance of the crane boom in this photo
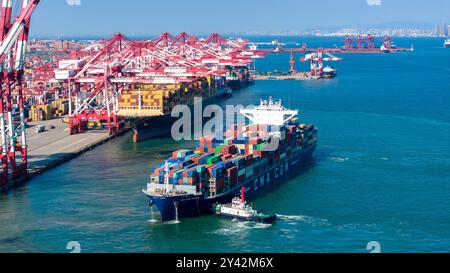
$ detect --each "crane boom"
[0,0,39,185]
[0,0,39,60]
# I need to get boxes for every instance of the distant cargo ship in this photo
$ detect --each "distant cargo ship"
[225,66,255,91]
[143,97,318,222]
[322,66,337,79]
[127,68,254,142]
[128,80,226,142]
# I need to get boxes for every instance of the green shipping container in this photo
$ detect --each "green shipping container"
[257,143,266,150]
[206,155,222,165]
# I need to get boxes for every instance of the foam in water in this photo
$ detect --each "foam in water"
[276,214,330,227]
[148,206,158,223]
[164,220,181,225]
[329,156,349,163]
[214,220,272,235]
[276,214,307,221]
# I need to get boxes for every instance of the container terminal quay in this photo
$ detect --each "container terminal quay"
[0,1,417,192]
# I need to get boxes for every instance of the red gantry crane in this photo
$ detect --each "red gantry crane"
[0,0,39,185]
[301,50,342,78]
[41,32,262,136]
[0,4,260,187]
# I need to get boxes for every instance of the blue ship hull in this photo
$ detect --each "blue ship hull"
[227,78,254,91]
[146,145,316,222]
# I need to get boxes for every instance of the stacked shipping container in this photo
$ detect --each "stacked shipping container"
[118,76,224,116]
[150,118,318,197]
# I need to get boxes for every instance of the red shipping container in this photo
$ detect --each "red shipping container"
[224,129,238,138]
[254,150,267,158]
[286,133,292,144]
[186,177,198,185]
[206,165,216,177]
[221,154,233,161]
[248,138,259,145]
[220,145,236,155]
[238,174,246,182]
[192,156,202,164]
[227,167,238,187]
[216,177,225,191]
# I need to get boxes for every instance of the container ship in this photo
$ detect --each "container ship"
[225,66,254,90]
[143,97,318,222]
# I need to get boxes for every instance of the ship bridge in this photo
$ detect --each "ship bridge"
[240,97,298,126]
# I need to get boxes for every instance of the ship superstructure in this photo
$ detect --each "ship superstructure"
[214,187,277,223]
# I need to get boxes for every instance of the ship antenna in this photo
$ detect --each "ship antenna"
[164,161,170,193]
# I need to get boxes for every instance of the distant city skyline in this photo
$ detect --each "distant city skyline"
[28,0,450,38]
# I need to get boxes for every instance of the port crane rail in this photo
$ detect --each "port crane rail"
[0,0,39,185]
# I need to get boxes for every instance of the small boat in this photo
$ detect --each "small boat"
[380,45,391,53]
[213,187,277,223]
[444,39,450,48]
[322,66,337,79]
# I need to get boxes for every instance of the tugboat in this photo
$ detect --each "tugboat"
[380,44,391,53]
[444,39,450,48]
[322,66,337,79]
[213,187,277,223]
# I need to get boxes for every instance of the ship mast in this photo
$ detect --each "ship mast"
[240,187,245,203]
[164,161,170,193]
[240,97,298,126]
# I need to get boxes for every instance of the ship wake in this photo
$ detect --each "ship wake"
[214,221,272,235]
[276,214,329,227]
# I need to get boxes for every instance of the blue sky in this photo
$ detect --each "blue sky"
[29,0,450,37]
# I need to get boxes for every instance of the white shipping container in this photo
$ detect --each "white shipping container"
[54,69,75,80]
